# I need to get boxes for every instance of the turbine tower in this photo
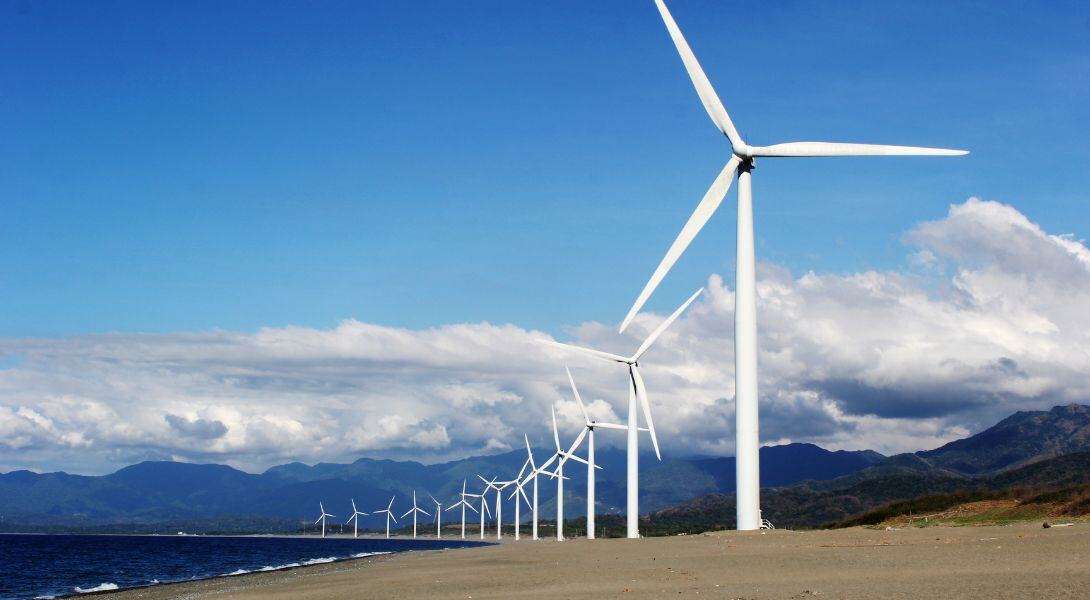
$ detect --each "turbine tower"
[428,494,443,538]
[620,0,968,530]
[400,490,431,539]
[373,496,398,538]
[478,475,515,541]
[548,405,592,541]
[313,502,335,538]
[463,483,492,540]
[444,479,478,539]
[545,287,702,537]
[345,499,368,539]
[507,464,533,541]
[567,367,627,540]
[519,434,554,540]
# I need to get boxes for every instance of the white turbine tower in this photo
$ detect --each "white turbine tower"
[444,479,479,539]
[507,464,533,541]
[621,0,968,531]
[428,494,443,538]
[314,502,335,538]
[545,287,702,537]
[463,483,492,540]
[519,434,553,540]
[566,367,627,540]
[373,496,398,539]
[345,499,368,539]
[400,490,431,539]
[547,405,594,541]
[478,475,515,541]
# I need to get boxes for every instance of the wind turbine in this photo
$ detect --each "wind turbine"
[463,483,492,540]
[519,434,553,540]
[547,405,594,541]
[507,460,534,541]
[621,0,968,531]
[400,490,431,539]
[428,494,444,538]
[314,502,335,538]
[345,499,368,539]
[373,496,398,538]
[478,475,515,541]
[444,479,479,539]
[545,287,702,537]
[566,367,627,540]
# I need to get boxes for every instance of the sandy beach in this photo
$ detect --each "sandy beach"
[105,523,1090,599]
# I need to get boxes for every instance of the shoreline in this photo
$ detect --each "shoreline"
[101,522,1090,599]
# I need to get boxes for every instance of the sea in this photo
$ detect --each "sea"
[0,533,487,599]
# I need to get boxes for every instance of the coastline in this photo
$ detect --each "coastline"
[102,522,1090,599]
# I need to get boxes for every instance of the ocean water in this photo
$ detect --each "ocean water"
[0,533,487,599]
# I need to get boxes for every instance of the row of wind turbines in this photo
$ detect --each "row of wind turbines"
[319,0,967,538]
[310,282,701,541]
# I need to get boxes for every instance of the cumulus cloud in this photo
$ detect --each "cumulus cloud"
[1,198,1088,474]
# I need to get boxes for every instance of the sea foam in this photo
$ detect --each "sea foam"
[74,583,119,593]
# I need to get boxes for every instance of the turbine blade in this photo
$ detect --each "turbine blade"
[401,509,413,519]
[565,427,588,458]
[750,141,969,157]
[633,287,704,360]
[566,367,591,425]
[594,422,628,431]
[540,339,628,363]
[619,158,738,333]
[524,434,537,469]
[314,517,323,525]
[631,365,661,460]
[551,406,562,451]
[653,0,743,147]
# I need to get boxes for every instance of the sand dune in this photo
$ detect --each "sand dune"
[108,523,1090,599]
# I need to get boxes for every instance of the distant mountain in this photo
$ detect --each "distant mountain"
[650,404,1090,532]
[0,443,881,533]
[918,404,1090,475]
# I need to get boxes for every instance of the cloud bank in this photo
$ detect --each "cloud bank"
[2,198,1088,474]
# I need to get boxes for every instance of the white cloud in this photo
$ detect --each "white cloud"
[1,198,1088,474]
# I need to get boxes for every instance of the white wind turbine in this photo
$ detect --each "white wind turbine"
[619,0,968,531]
[506,464,533,541]
[519,434,552,540]
[566,367,628,540]
[477,475,515,541]
[373,496,398,539]
[400,490,431,539]
[314,502,335,538]
[345,499,368,539]
[444,479,479,539]
[545,287,702,538]
[463,483,492,540]
[546,405,595,541]
[428,494,444,538]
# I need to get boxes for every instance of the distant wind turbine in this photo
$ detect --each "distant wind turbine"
[544,287,701,538]
[345,499,368,539]
[478,475,515,541]
[428,494,444,538]
[621,0,967,531]
[400,490,431,539]
[314,502,335,538]
[567,367,627,540]
[444,479,478,539]
[547,405,594,541]
[463,483,492,540]
[373,496,398,539]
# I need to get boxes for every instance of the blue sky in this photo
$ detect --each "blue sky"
[3,0,1088,339]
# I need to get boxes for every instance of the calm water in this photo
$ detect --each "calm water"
[0,533,487,599]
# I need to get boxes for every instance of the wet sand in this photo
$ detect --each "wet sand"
[107,523,1090,599]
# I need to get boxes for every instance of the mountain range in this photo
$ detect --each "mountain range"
[650,404,1090,531]
[3,404,1088,534]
